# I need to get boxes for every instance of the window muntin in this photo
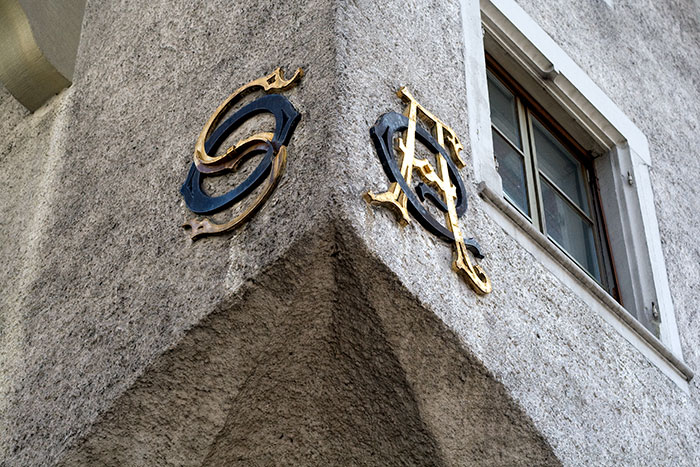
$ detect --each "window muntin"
[541,179,601,281]
[487,70,532,217]
[486,74,522,148]
[486,61,616,296]
[531,118,590,215]
[492,129,530,215]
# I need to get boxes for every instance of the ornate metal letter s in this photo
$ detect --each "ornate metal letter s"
[180,68,303,239]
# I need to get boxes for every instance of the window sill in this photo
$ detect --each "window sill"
[478,182,694,390]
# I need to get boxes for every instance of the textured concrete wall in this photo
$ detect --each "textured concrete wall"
[0,85,70,460]
[1,0,339,463]
[514,0,700,387]
[0,0,699,465]
[331,0,700,464]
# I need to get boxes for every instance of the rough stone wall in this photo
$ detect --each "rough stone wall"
[513,0,700,387]
[0,0,698,465]
[333,0,700,464]
[0,85,69,462]
[55,226,560,466]
[1,0,340,464]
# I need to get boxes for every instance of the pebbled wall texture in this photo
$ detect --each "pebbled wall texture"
[0,0,698,465]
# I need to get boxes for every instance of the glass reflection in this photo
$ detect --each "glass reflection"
[532,118,590,215]
[541,179,601,281]
[487,71,522,149]
[493,129,529,216]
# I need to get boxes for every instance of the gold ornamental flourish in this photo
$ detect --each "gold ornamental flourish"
[194,68,303,170]
[365,88,492,294]
[181,68,303,239]
[184,144,288,238]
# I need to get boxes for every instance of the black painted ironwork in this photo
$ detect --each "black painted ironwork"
[370,112,483,259]
[180,94,300,215]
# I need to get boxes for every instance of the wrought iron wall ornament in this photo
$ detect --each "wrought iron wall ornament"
[180,68,303,239]
[365,87,492,294]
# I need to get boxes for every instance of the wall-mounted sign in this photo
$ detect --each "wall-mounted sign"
[365,87,492,294]
[180,68,303,239]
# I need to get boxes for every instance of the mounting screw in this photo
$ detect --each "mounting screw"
[651,301,660,320]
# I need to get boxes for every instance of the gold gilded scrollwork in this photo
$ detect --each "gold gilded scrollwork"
[181,68,303,239]
[194,68,303,170]
[365,87,492,294]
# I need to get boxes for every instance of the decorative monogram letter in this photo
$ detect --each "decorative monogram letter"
[180,68,303,239]
[365,87,492,294]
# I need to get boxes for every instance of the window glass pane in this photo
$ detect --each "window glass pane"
[541,179,601,281]
[487,71,522,148]
[492,129,529,216]
[532,118,590,215]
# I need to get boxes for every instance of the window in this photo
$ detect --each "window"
[464,0,692,388]
[485,57,619,300]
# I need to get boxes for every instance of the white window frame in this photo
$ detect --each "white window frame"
[460,0,693,390]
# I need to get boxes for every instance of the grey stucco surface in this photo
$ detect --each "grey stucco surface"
[1,0,339,463]
[0,84,68,460]
[515,0,700,381]
[332,0,700,463]
[1,0,699,465]
[56,226,560,466]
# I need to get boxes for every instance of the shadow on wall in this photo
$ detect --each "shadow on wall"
[0,0,85,112]
[58,222,560,466]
